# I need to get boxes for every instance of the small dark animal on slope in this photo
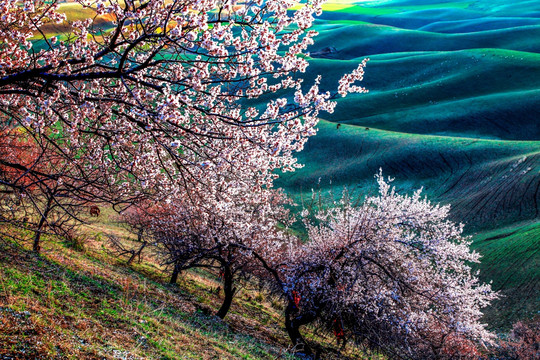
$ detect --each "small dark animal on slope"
[89,206,100,217]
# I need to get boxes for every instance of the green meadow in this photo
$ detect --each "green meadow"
[277,0,540,329]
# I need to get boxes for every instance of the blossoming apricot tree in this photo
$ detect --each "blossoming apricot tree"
[0,127,114,252]
[277,173,498,358]
[0,0,367,251]
[0,0,368,192]
[149,187,296,318]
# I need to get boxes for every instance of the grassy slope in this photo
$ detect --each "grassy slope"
[471,221,540,329]
[0,218,374,359]
[277,0,540,329]
[307,49,540,140]
[0,235,292,359]
[279,121,539,230]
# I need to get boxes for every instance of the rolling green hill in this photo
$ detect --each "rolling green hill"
[277,0,540,329]
[308,50,540,140]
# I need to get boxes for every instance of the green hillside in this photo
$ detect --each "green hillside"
[471,221,540,329]
[276,0,540,329]
[308,50,540,140]
[278,121,539,230]
[0,233,295,359]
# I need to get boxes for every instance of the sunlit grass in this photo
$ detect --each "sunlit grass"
[0,218,374,359]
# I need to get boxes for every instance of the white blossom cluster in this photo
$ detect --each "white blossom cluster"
[0,0,368,208]
[283,172,498,358]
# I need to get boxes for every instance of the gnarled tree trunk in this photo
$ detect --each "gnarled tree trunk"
[127,228,146,265]
[169,262,180,284]
[285,305,313,356]
[217,263,236,319]
[33,197,52,254]
[284,297,325,359]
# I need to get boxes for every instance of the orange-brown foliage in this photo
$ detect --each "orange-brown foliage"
[0,128,41,189]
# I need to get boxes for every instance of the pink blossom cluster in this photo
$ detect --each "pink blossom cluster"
[337,57,370,97]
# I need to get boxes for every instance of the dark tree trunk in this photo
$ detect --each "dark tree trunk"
[32,223,43,253]
[127,229,146,265]
[284,297,325,358]
[33,198,52,254]
[285,303,313,357]
[169,263,180,284]
[216,264,235,319]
